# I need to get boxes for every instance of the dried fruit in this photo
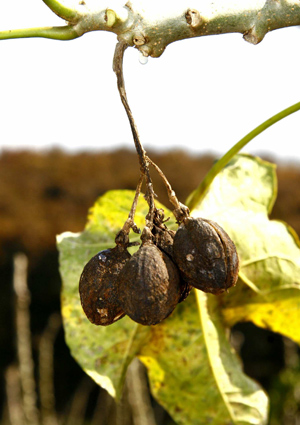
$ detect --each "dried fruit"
[178,280,193,303]
[152,224,175,258]
[79,245,130,325]
[118,242,182,325]
[152,223,193,303]
[173,217,239,295]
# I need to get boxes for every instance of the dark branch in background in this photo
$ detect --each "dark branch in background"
[39,313,61,425]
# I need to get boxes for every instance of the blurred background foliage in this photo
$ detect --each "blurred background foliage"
[0,148,299,425]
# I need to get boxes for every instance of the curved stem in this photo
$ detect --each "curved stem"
[113,41,156,228]
[147,155,190,223]
[113,42,145,171]
[116,175,145,247]
[42,0,79,21]
[186,101,300,211]
[146,156,180,209]
[0,26,79,41]
[123,175,144,235]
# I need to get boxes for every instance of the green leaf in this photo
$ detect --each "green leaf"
[191,154,300,344]
[139,290,268,425]
[57,190,175,399]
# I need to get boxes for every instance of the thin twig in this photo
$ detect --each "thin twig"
[13,253,40,425]
[113,41,156,229]
[146,156,180,209]
[65,377,94,425]
[113,41,145,172]
[116,391,132,425]
[122,174,144,234]
[128,175,144,223]
[5,365,25,425]
[91,390,114,425]
[126,358,157,425]
[115,175,145,247]
[39,313,61,425]
[146,156,190,222]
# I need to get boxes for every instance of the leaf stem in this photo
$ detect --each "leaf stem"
[41,0,79,21]
[0,26,79,41]
[186,101,300,211]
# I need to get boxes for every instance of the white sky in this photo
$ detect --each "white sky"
[0,1,299,163]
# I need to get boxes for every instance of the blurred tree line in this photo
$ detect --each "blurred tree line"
[0,149,299,425]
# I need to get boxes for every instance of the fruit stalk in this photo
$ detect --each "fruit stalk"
[146,156,180,210]
[146,155,189,223]
[113,41,156,228]
[117,174,144,242]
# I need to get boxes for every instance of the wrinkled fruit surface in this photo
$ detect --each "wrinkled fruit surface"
[118,242,182,326]
[153,225,176,258]
[152,225,192,303]
[79,246,131,325]
[178,280,193,303]
[173,217,239,295]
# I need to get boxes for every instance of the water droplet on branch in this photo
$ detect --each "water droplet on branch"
[139,52,148,65]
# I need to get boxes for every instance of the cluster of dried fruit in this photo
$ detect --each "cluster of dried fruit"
[79,42,239,327]
[79,210,239,327]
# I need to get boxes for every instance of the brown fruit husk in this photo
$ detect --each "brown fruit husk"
[153,224,176,258]
[118,242,182,326]
[79,246,130,326]
[178,280,193,303]
[152,224,193,303]
[173,217,239,295]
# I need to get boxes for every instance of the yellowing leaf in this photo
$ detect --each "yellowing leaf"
[191,154,300,344]
[222,283,300,344]
[58,154,300,425]
[58,230,149,399]
[58,186,270,425]
[57,190,174,399]
[139,290,268,425]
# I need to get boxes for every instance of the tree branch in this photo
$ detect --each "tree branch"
[0,1,299,53]
[117,0,300,56]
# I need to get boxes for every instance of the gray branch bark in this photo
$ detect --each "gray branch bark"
[71,0,300,57]
[1,1,299,54]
